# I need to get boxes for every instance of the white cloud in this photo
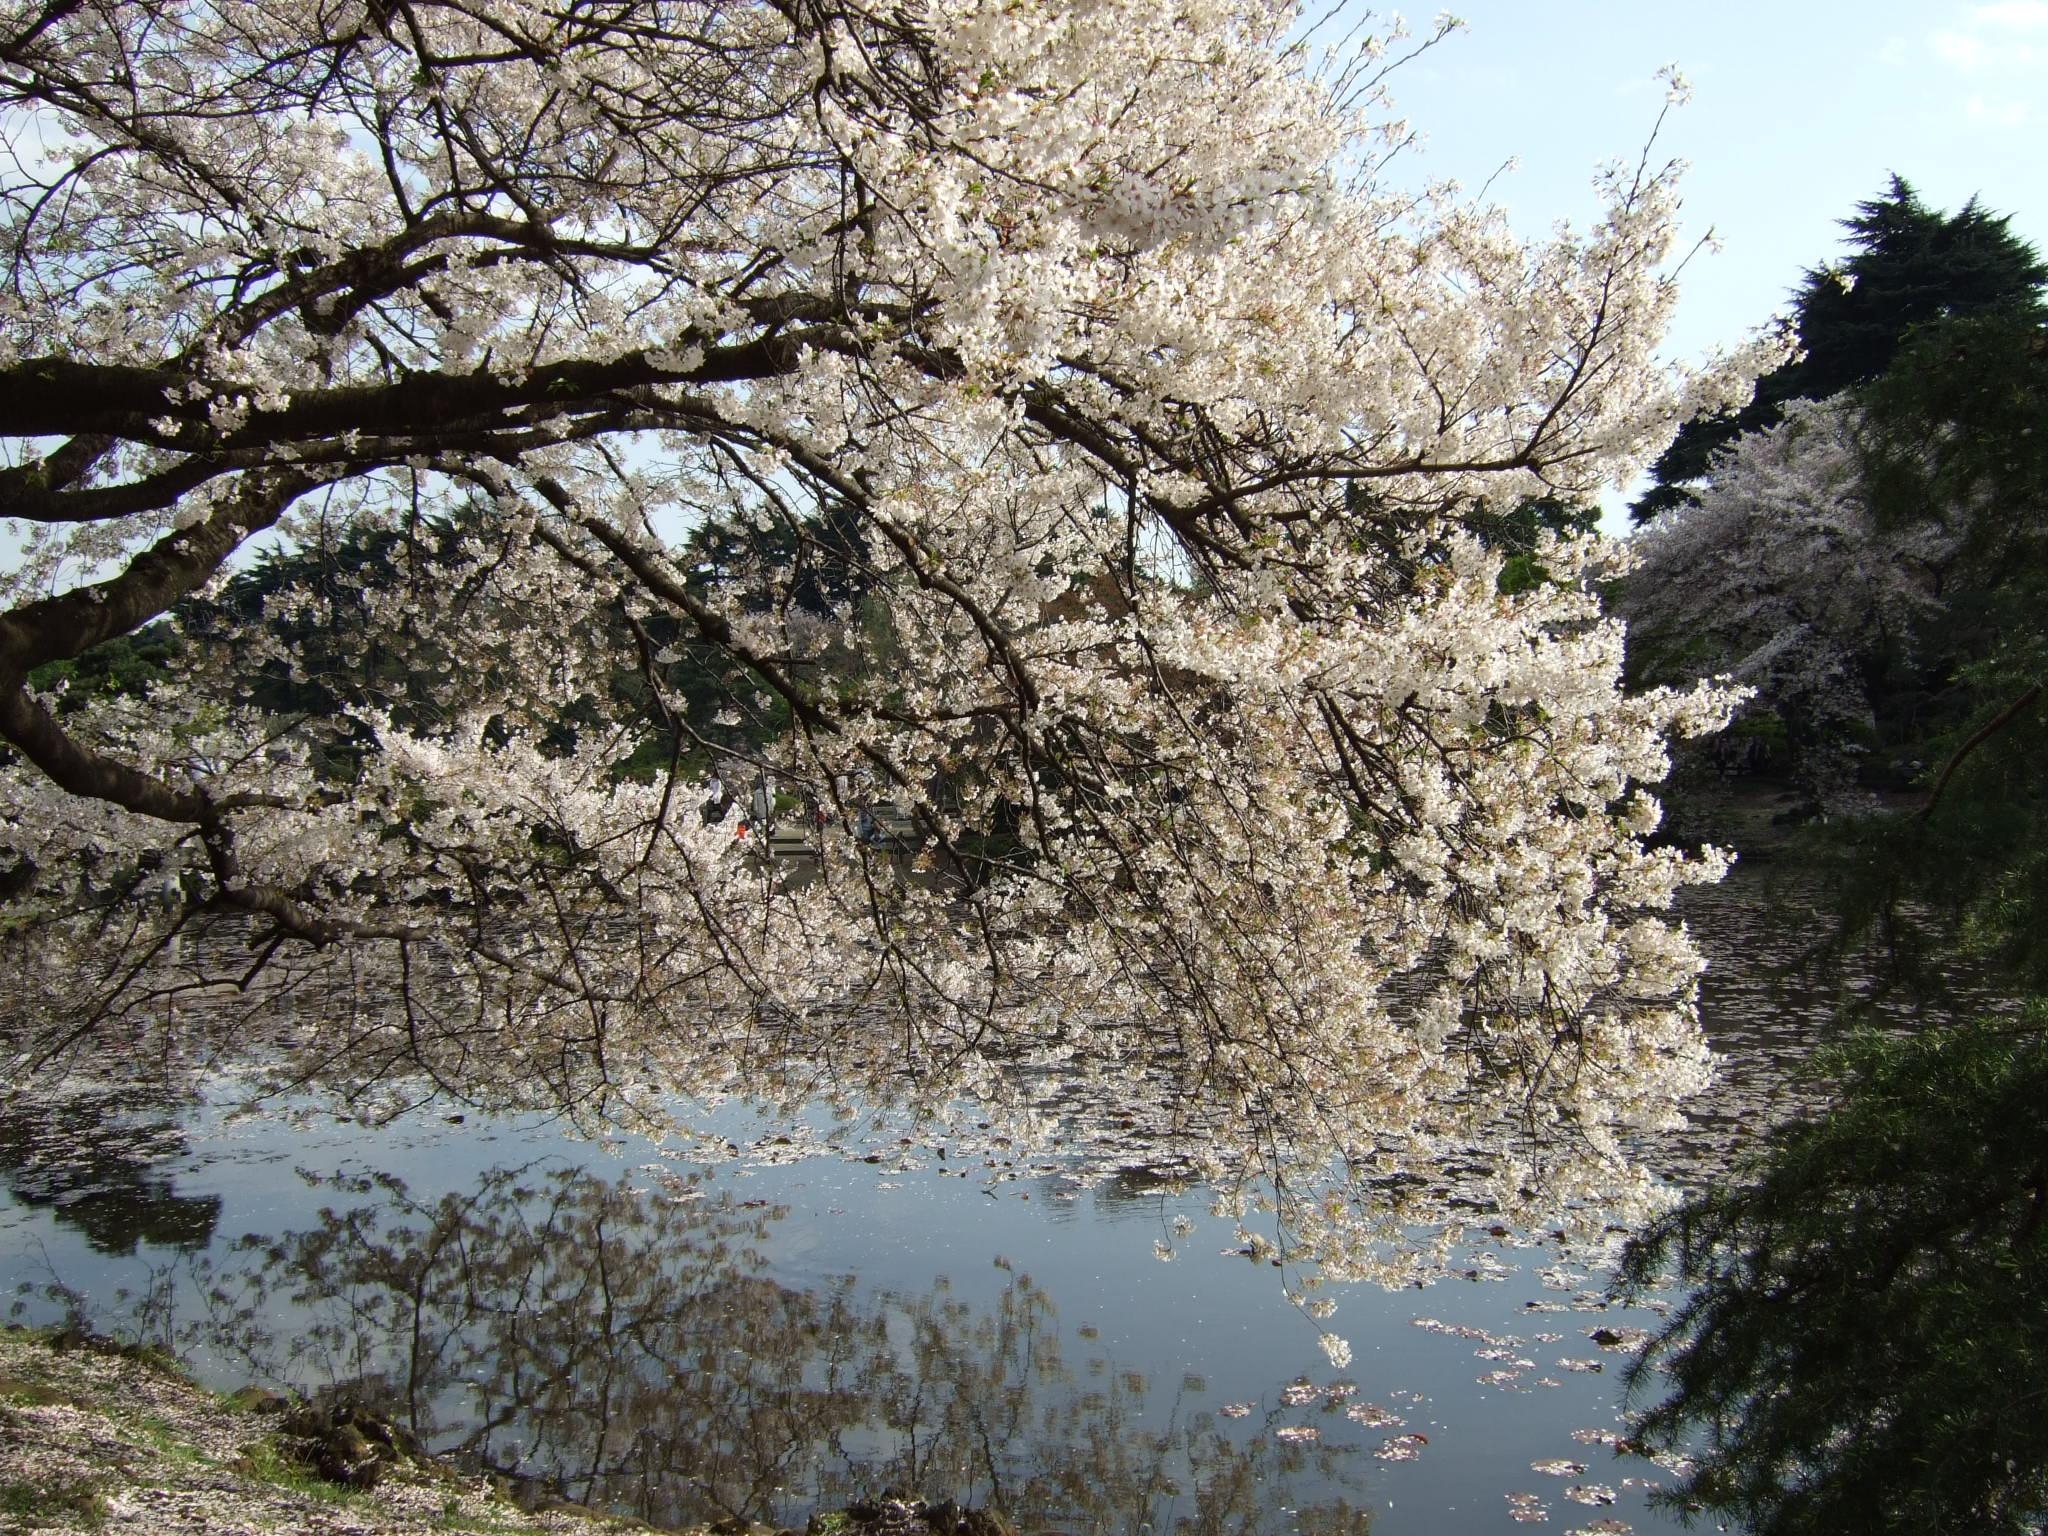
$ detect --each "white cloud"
[1965,92,2032,125]
[1930,3,2045,73]
[1933,28,1992,67]
[1971,0,2048,29]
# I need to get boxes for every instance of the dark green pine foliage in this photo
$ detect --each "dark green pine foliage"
[1472,493,1599,595]
[1634,176,2046,521]
[684,496,873,619]
[26,625,181,711]
[180,501,862,783]
[190,510,481,728]
[1615,259,2048,1533]
[1615,1021,2048,1536]
[1833,309,2048,989]
[178,508,646,772]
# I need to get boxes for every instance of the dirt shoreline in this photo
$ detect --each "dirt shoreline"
[0,1327,695,1536]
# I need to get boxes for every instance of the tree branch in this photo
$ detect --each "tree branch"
[1920,680,2043,821]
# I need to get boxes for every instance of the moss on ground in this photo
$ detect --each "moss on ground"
[0,1469,111,1530]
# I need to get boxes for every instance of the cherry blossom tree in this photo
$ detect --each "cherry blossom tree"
[1620,397,1955,813]
[0,0,1762,1280]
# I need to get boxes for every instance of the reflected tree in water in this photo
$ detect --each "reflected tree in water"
[177,1162,1374,1533]
[0,1084,218,1257]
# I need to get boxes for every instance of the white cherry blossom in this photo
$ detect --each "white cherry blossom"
[0,0,1759,1274]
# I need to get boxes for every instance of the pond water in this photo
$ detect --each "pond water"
[0,863,1897,1536]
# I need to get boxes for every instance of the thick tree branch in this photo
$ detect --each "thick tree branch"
[0,685,208,822]
[0,468,327,680]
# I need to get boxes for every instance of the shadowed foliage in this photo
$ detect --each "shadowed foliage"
[1616,1022,2048,1536]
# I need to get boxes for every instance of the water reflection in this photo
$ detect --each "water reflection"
[0,1083,218,1256]
[1643,868,2007,1190]
[162,1161,1373,1533]
[0,861,1862,1536]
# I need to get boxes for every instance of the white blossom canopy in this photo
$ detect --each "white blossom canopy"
[1622,397,1956,812]
[0,0,1760,1280]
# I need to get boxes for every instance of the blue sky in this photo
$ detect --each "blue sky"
[1358,2,2048,388]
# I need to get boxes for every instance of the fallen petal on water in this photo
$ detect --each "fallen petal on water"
[1345,1403,1404,1428]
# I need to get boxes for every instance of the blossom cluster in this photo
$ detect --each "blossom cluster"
[1621,397,1953,809]
[0,0,1759,1275]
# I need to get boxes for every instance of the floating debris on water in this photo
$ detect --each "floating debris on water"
[1586,1326,1651,1351]
[1374,1433,1428,1462]
[1344,1402,1404,1428]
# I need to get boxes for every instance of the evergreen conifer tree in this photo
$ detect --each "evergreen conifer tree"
[1634,176,2045,520]
[1617,228,2048,1536]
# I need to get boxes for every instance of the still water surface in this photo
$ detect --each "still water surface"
[0,868,1879,1535]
